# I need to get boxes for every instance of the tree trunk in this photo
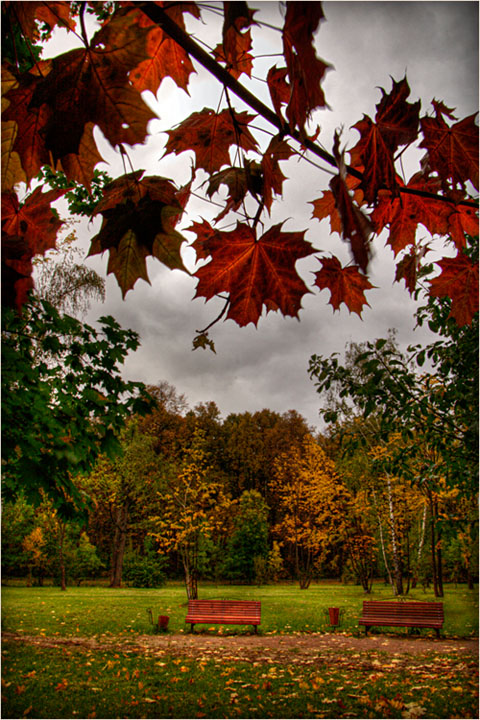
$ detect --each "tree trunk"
[182,554,198,599]
[386,476,403,596]
[110,505,128,588]
[412,503,427,589]
[435,498,444,597]
[58,523,67,592]
[372,490,393,589]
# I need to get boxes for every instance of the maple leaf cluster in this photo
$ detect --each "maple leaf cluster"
[1,0,478,330]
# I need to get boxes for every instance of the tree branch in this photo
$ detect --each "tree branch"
[138,3,478,211]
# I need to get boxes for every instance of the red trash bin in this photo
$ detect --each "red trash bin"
[328,607,340,625]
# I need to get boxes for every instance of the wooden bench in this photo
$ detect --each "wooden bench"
[359,600,444,638]
[185,599,261,633]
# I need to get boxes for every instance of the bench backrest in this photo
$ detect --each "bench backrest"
[187,599,261,621]
[362,600,444,622]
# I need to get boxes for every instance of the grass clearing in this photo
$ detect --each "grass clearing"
[2,641,478,719]
[2,581,478,638]
[1,582,478,718]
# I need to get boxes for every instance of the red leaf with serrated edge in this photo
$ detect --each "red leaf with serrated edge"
[89,173,187,297]
[206,167,249,221]
[188,219,222,261]
[311,174,364,235]
[315,257,374,316]
[2,187,66,256]
[375,77,420,149]
[164,108,258,175]
[420,110,479,190]
[4,8,155,183]
[1,234,34,310]
[351,77,419,203]
[329,174,373,272]
[130,2,200,93]
[394,243,431,294]
[429,252,479,325]
[266,66,291,118]
[213,1,256,79]
[261,137,294,212]
[3,1,76,42]
[371,172,452,255]
[448,205,479,250]
[351,116,397,205]
[3,68,51,182]
[282,2,330,132]
[194,222,315,327]
[282,1,325,71]
[2,187,66,310]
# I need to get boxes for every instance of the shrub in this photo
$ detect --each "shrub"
[123,554,166,588]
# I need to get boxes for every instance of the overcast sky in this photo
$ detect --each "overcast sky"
[45,1,479,431]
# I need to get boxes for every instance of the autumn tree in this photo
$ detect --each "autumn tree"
[1,1,477,348]
[270,435,350,589]
[82,418,163,587]
[150,427,232,599]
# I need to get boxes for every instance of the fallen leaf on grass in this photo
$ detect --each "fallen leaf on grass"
[402,701,427,718]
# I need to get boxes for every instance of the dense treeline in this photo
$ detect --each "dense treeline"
[2,379,477,598]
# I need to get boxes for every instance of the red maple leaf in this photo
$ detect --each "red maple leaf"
[420,108,479,191]
[314,257,374,316]
[394,243,431,294]
[266,66,291,118]
[3,1,76,43]
[261,137,294,212]
[164,108,258,175]
[372,172,453,256]
[130,2,200,93]
[213,1,256,79]
[206,167,250,221]
[193,222,315,327]
[2,187,65,256]
[89,172,188,297]
[329,173,373,272]
[447,204,479,250]
[281,2,330,132]
[311,174,364,235]
[351,77,420,204]
[428,252,479,326]
[2,186,66,309]
[4,8,155,184]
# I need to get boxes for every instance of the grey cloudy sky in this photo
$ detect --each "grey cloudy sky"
[46,1,479,431]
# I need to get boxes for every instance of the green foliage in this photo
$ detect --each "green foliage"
[1,298,153,517]
[64,531,105,586]
[1,496,35,577]
[123,553,166,588]
[309,238,479,492]
[36,167,113,217]
[222,491,269,583]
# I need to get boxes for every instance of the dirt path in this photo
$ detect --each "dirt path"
[3,631,478,666]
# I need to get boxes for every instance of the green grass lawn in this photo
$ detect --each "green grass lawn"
[1,582,478,719]
[1,581,478,638]
[2,641,478,719]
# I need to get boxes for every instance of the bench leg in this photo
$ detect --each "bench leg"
[253,625,257,634]
[190,624,195,633]
[435,628,440,639]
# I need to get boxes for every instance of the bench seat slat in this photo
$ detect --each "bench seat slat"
[186,599,261,632]
[359,600,444,636]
